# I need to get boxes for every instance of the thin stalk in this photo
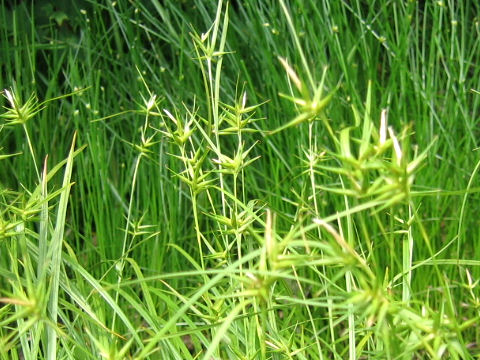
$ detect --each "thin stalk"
[278,0,315,90]
[402,204,413,304]
[23,125,40,183]
[191,193,205,270]
[346,270,356,360]
[211,3,229,218]
[111,152,142,332]
[308,121,336,353]
[47,134,76,360]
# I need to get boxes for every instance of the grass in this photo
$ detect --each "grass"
[1,0,480,358]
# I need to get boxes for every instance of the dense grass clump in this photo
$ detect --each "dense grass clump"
[1,0,480,358]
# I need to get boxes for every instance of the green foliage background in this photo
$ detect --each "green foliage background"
[1,0,480,358]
